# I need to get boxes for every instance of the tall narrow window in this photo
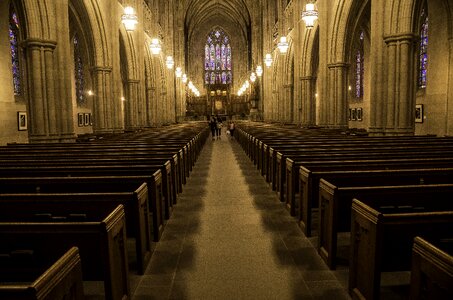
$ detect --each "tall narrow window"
[73,34,85,106]
[355,31,364,99]
[419,8,428,89]
[204,28,232,85]
[9,3,21,95]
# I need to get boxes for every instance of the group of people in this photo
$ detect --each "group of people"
[209,116,235,140]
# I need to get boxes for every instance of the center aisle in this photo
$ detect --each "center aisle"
[132,134,351,299]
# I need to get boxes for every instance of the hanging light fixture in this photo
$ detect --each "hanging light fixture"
[150,38,161,55]
[256,65,263,77]
[250,72,257,83]
[301,2,319,29]
[175,67,182,77]
[264,54,273,67]
[182,74,188,83]
[277,36,289,53]
[121,6,138,31]
[166,56,174,69]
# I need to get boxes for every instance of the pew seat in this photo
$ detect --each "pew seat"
[349,198,453,300]
[0,205,129,300]
[0,247,84,300]
[410,236,453,300]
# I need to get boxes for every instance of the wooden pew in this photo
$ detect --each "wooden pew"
[348,198,453,300]
[0,180,151,274]
[0,247,84,300]
[3,143,186,194]
[0,205,129,300]
[299,165,453,237]
[283,150,453,212]
[0,155,177,214]
[318,182,453,269]
[0,166,166,242]
[410,236,453,299]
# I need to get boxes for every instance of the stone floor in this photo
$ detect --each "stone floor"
[130,133,352,300]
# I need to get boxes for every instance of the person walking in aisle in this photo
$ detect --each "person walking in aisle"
[216,116,223,139]
[209,116,217,140]
[229,121,235,139]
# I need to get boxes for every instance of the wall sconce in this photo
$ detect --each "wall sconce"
[182,74,188,83]
[277,36,289,53]
[256,65,263,77]
[122,6,138,31]
[175,67,182,77]
[150,38,161,55]
[166,56,174,69]
[264,54,273,67]
[301,2,319,29]
[87,90,94,96]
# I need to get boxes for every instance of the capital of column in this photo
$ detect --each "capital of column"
[21,38,57,50]
[127,79,140,84]
[300,76,316,81]
[384,32,416,45]
[91,66,113,73]
[283,84,293,88]
[327,62,349,69]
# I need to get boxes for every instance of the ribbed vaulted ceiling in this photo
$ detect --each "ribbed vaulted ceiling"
[185,0,251,41]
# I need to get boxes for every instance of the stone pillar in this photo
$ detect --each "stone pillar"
[145,86,155,127]
[91,66,113,133]
[326,62,349,128]
[272,89,279,121]
[283,83,293,123]
[447,38,453,135]
[22,39,60,143]
[124,79,140,130]
[383,33,415,135]
[300,76,317,126]
[53,0,76,142]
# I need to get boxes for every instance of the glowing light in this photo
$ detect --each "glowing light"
[256,65,263,77]
[277,36,289,53]
[264,53,273,67]
[121,6,138,31]
[150,38,161,55]
[301,3,319,29]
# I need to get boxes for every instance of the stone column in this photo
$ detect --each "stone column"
[383,33,415,135]
[283,83,293,123]
[326,62,349,128]
[300,76,317,126]
[124,79,140,130]
[91,66,113,133]
[23,39,60,143]
[53,0,76,142]
[447,38,453,135]
[145,86,155,127]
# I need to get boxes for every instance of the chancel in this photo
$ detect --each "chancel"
[0,0,452,299]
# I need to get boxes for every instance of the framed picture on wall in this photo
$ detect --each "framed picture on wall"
[415,104,424,123]
[17,111,27,131]
[351,108,357,121]
[356,108,363,121]
[78,113,84,127]
[84,113,90,126]
[348,108,352,121]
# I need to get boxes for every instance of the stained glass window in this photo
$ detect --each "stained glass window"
[419,9,428,89]
[355,31,364,99]
[204,28,232,84]
[9,4,21,95]
[73,34,85,105]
